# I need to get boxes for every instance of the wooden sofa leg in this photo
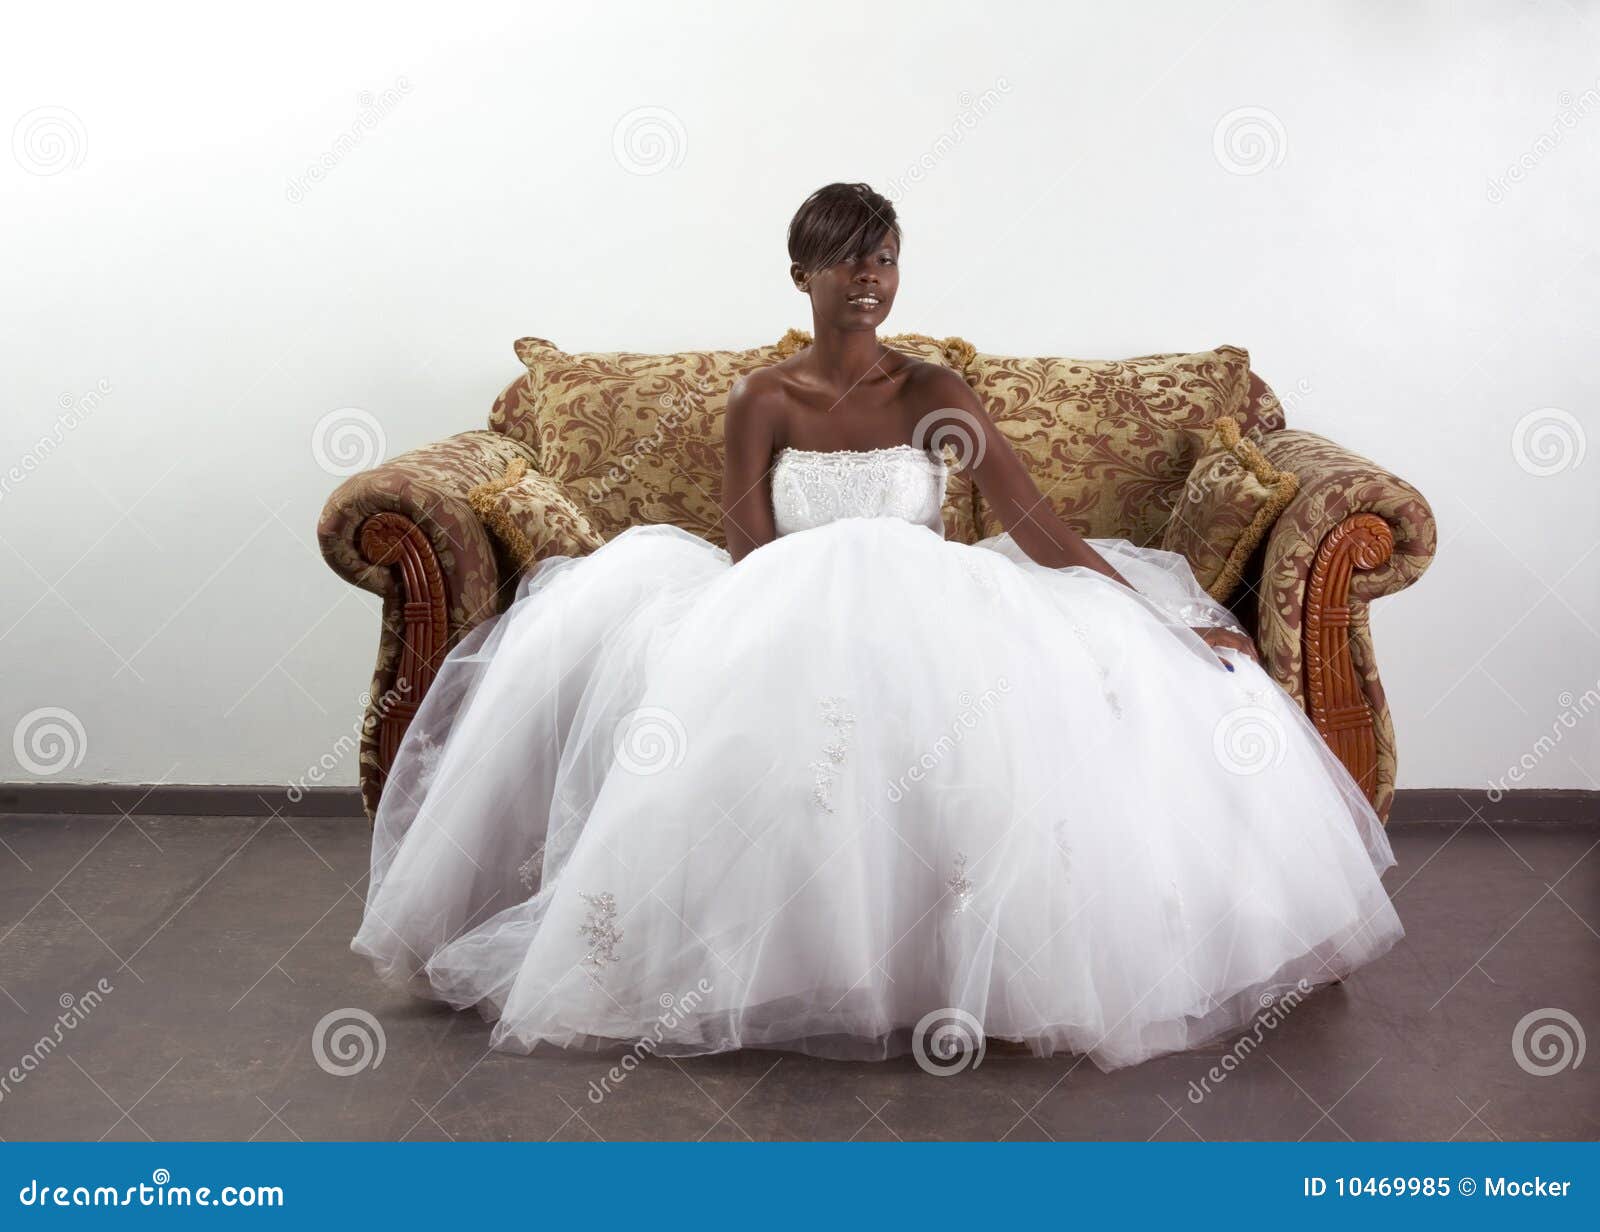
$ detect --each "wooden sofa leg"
[1304,513,1394,820]
[357,513,450,817]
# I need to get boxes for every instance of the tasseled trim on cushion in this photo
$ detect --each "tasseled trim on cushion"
[774,329,978,372]
[1206,416,1301,602]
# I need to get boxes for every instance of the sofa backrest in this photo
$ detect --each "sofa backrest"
[489,331,982,548]
[489,333,1286,548]
[963,345,1286,544]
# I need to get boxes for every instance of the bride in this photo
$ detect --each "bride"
[351,182,1402,1072]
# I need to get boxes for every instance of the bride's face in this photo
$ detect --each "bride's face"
[799,232,900,329]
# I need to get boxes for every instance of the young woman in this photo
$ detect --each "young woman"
[351,183,1401,1072]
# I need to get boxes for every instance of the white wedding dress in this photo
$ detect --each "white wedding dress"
[351,443,1402,1071]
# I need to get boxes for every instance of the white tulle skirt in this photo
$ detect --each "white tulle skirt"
[351,517,1402,1072]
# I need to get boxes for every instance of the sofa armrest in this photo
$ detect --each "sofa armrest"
[1251,429,1437,821]
[318,429,535,623]
[317,428,537,816]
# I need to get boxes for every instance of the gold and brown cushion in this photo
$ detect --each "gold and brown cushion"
[1159,415,1299,602]
[962,344,1255,544]
[467,456,605,572]
[491,331,982,547]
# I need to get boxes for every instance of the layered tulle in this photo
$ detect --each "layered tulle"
[352,517,1401,1071]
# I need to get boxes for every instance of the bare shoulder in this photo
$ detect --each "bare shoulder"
[725,366,784,446]
[905,361,985,419]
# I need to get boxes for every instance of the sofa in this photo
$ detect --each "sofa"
[317,330,1436,822]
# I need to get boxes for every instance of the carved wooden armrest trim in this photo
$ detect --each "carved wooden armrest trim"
[1305,513,1395,819]
[357,512,450,818]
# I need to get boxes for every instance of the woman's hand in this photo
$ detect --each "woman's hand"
[1195,626,1260,669]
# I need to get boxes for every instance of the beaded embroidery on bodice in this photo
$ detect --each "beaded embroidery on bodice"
[770,444,948,538]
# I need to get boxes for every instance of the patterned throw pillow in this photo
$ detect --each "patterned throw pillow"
[467,456,605,572]
[491,331,982,547]
[1159,415,1299,602]
[962,345,1255,544]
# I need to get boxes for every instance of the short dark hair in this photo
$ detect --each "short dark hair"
[787,182,899,278]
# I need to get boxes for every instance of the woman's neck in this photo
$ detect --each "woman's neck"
[805,327,889,391]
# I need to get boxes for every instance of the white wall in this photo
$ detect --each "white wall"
[2,0,1596,795]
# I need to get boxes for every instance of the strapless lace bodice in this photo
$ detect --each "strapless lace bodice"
[771,444,947,538]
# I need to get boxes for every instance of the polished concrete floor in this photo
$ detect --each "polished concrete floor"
[0,811,1594,1141]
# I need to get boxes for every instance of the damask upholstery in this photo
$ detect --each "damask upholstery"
[960,345,1259,545]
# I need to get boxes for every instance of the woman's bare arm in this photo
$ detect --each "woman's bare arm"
[721,376,779,563]
[916,369,1134,587]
